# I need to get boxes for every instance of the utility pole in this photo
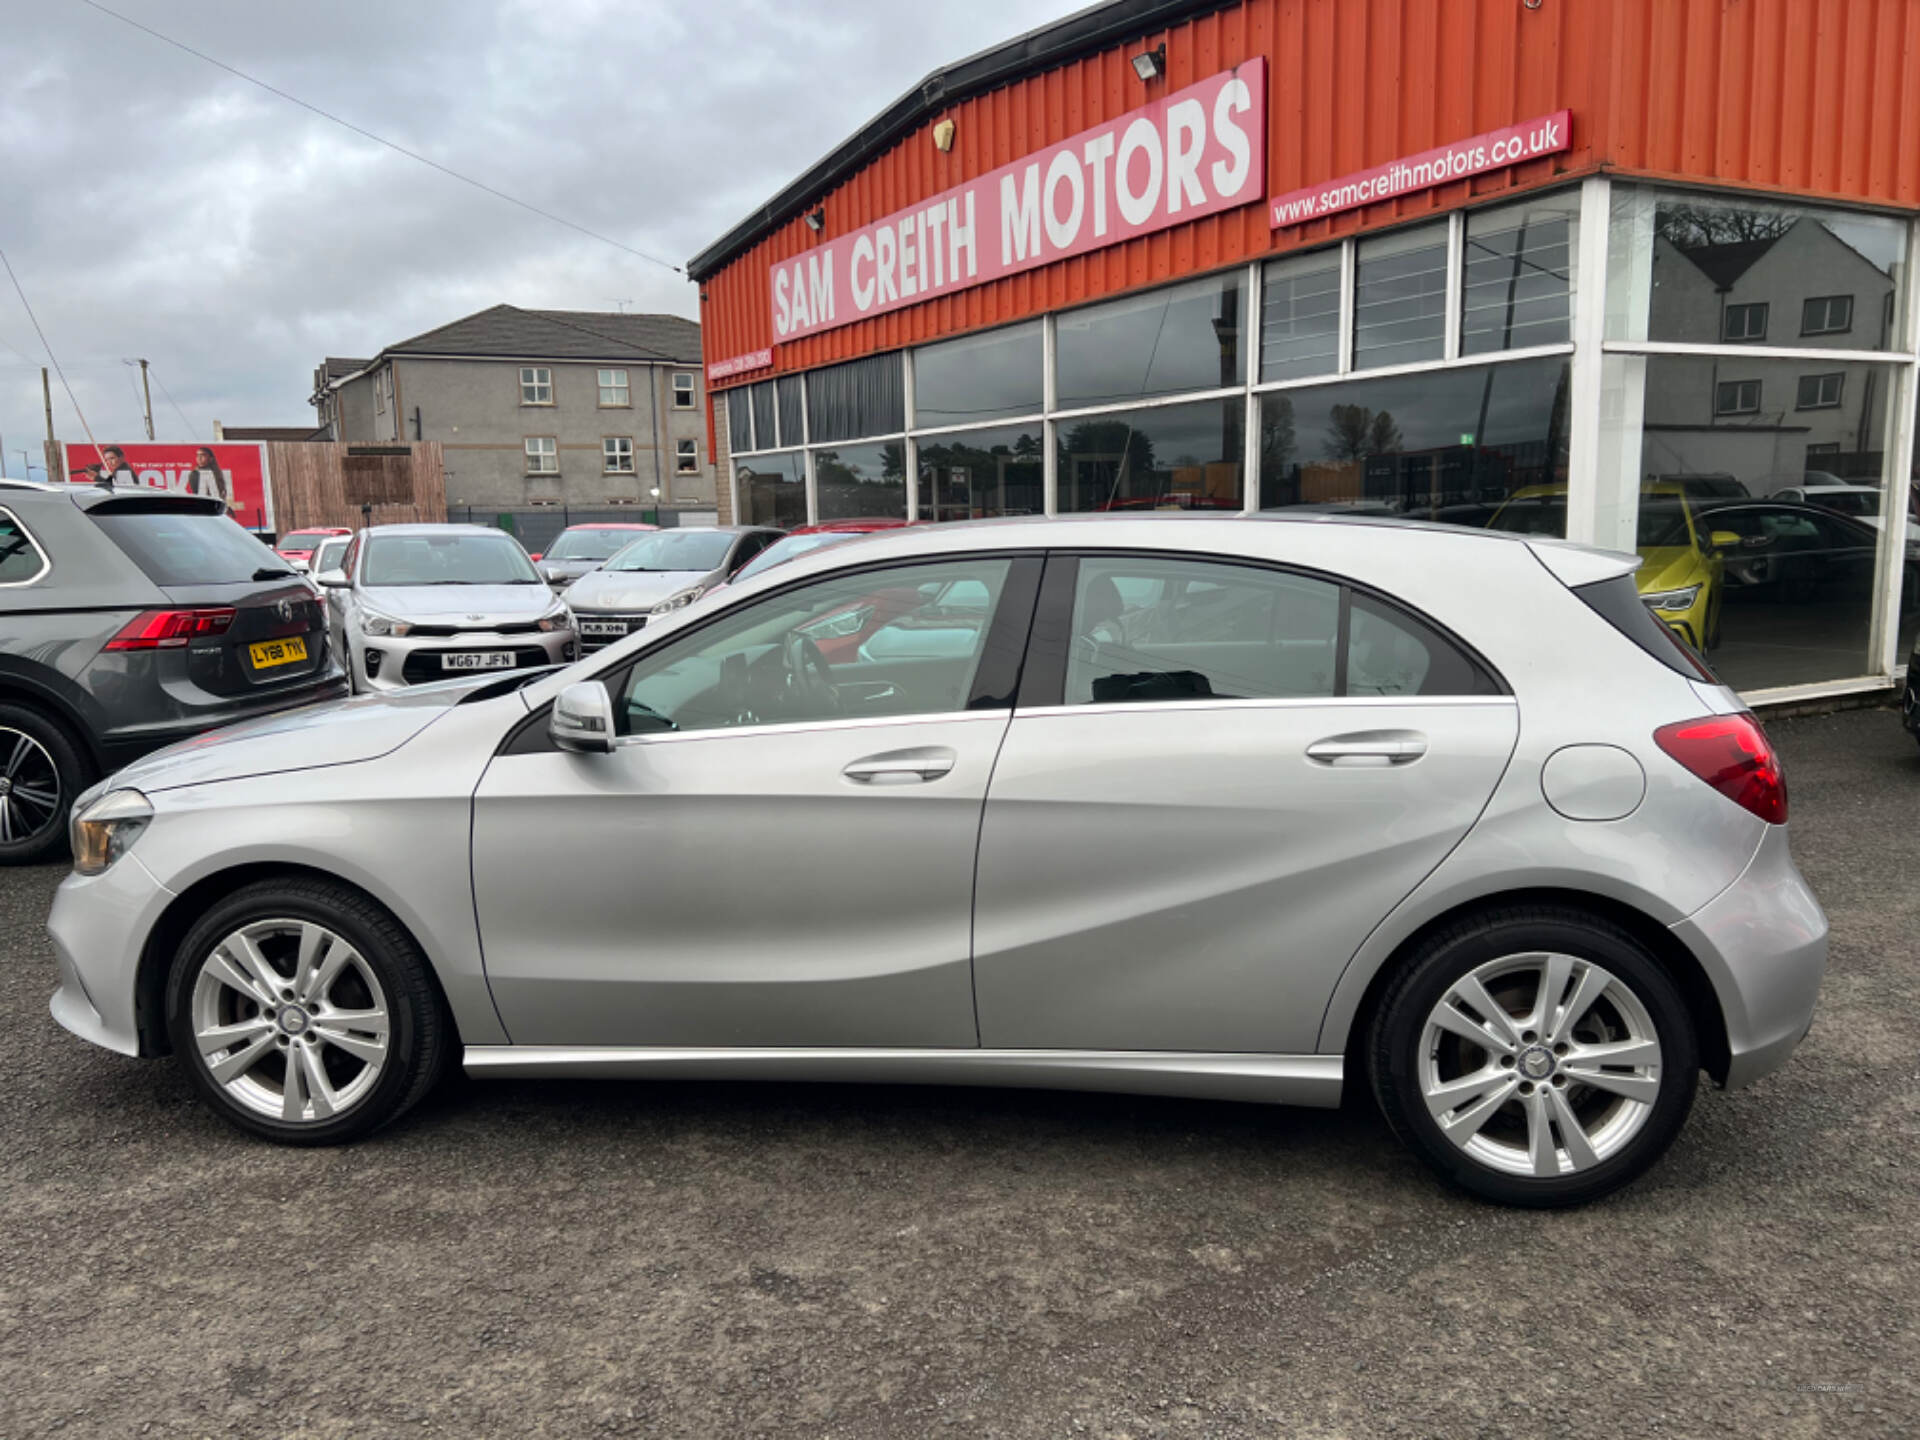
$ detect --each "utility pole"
[42,367,55,480]
[138,358,154,441]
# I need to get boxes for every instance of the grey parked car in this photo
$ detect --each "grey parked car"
[315,523,575,691]
[563,525,783,652]
[48,515,1826,1206]
[0,479,345,864]
[531,522,658,590]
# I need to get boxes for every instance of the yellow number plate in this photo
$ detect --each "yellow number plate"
[248,637,308,669]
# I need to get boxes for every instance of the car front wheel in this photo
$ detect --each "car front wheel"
[166,878,449,1144]
[1368,906,1700,1207]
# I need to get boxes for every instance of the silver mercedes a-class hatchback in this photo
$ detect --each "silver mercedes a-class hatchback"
[48,515,1826,1207]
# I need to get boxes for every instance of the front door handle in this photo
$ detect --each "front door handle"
[842,746,957,784]
[1306,729,1428,767]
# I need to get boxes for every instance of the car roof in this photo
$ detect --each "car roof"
[560,521,656,530]
[362,522,519,537]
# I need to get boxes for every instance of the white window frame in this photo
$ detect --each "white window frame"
[1714,379,1763,415]
[1794,371,1845,410]
[603,436,635,473]
[676,438,698,474]
[598,369,631,407]
[1801,294,1854,336]
[524,436,558,474]
[1722,302,1769,342]
[520,367,553,406]
[672,372,696,409]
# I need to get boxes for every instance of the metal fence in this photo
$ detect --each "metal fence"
[445,505,715,556]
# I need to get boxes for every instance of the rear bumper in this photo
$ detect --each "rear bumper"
[48,851,175,1058]
[1670,824,1828,1088]
[97,674,350,768]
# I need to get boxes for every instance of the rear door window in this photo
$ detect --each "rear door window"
[0,507,50,585]
[88,505,283,585]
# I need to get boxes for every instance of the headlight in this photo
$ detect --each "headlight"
[70,789,152,876]
[361,608,412,638]
[650,585,705,616]
[537,606,572,632]
[1640,585,1701,612]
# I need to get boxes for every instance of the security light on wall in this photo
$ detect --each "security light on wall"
[933,118,955,152]
[1131,44,1166,82]
[805,208,825,232]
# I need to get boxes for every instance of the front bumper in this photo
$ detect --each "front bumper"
[1670,824,1828,1088]
[570,608,651,655]
[48,852,176,1058]
[353,625,575,691]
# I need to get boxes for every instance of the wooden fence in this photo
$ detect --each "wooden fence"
[263,441,447,534]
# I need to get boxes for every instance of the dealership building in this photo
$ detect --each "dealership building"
[688,0,1920,704]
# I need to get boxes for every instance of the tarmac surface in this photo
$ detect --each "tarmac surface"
[1,706,1915,1437]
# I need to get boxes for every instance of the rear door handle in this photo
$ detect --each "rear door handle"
[1305,730,1428,767]
[843,746,957,784]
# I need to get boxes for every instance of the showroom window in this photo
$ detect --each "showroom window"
[917,424,1043,522]
[1054,274,1245,409]
[750,381,778,452]
[735,450,806,530]
[1260,250,1341,382]
[807,353,904,443]
[913,320,1042,428]
[777,376,805,446]
[1058,398,1244,513]
[726,389,753,455]
[1353,223,1448,369]
[813,441,907,522]
[1461,193,1577,355]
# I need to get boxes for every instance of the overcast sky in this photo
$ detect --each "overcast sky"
[0,0,1089,476]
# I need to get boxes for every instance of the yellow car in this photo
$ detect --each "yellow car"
[1486,484,1733,652]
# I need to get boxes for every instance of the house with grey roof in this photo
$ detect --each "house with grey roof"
[308,305,713,510]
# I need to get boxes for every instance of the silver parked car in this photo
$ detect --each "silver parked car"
[563,525,783,652]
[315,523,575,691]
[48,515,1826,1206]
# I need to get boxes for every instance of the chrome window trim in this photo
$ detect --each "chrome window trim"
[0,505,52,587]
[610,708,1002,749]
[1013,695,1519,721]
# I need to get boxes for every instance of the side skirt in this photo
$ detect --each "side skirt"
[461,1046,1344,1108]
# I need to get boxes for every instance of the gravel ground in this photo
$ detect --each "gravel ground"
[1,707,1915,1438]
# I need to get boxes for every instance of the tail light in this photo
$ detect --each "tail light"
[1654,712,1787,824]
[104,607,237,651]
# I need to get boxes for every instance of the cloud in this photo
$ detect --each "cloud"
[0,0,1086,469]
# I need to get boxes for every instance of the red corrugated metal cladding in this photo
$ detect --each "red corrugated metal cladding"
[700,0,1920,389]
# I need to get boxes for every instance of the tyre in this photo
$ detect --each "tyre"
[1368,906,1699,1208]
[0,702,89,866]
[165,878,450,1144]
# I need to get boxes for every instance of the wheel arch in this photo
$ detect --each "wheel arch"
[1328,887,1733,1089]
[133,861,457,1058]
[0,670,104,776]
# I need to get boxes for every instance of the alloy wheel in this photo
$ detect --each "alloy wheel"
[0,726,62,846]
[1417,952,1663,1178]
[189,919,391,1123]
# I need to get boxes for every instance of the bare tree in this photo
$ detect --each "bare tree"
[1656,203,1797,250]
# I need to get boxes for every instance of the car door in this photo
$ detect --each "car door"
[972,551,1520,1056]
[471,551,1041,1047]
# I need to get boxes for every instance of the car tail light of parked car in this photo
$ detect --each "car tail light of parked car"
[1654,713,1787,825]
[103,608,239,650]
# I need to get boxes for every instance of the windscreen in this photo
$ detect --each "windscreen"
[546,527,652,561]
[733,532,858,583]
[604,530,735,573]
[91,509,288,585]
[362,532,540,586]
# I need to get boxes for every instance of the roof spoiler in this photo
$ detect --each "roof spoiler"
[1526,538,1642,587]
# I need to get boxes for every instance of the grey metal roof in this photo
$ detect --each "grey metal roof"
[381,305,703,364]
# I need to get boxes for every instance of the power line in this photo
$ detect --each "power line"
[0,245,104,465]
[73,0,685,276]
[144,365,202,442]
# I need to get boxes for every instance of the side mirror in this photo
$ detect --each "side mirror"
[1709,530,1741,552]
[315,568,348,588]
[550,680,615,754]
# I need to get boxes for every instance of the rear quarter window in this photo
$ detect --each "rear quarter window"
[89,506,283,586]
[0,507,50,585]
[1574,574,1718,681]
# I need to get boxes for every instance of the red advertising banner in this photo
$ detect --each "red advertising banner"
[1269,110,1571,228]
[768,61,1266,344]
[707,348,773,382]
[61,441,274,530]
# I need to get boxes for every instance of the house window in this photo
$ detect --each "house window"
[1722,303,1768,342]
[1801,295,1853,336]
[603,437,635,473]
[673,372,696,409]
[1796,372,1844,410]
[598,369,630,407]
[1715,380,1762,416]
[520,367,553,405]
[525,437,558,474]
[676,438,698,473]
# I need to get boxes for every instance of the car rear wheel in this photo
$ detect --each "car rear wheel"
[1368,906,1699,1207]
[166,878,449,1144]
[0,703,87,866]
